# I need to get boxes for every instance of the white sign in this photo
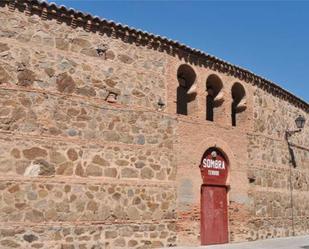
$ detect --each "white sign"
[202,158,225,170]
[208,170,219,176]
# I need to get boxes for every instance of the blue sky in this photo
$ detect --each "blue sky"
[49,0,309,102]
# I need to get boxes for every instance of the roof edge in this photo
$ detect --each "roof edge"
[3,0,309,113]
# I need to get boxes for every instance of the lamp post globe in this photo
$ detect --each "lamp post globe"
[295,115,306,129]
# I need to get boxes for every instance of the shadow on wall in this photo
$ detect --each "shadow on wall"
[288,144,297,168]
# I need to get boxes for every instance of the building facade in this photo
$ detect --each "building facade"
[0,0,308,248]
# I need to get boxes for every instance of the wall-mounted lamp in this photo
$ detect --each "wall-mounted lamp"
[284,114,306,236]
[286,115,306,138]
[295,115,306,129]
[106,92,118,103]
[157,97,165,111]
[96,48,106,57]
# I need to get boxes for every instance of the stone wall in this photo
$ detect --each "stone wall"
[0,1,308,248]
[0,223,176,249]
[0,134,175,181]
[0,3,177,249]
[245,88,309,240]
[0,7,167,109]
[0,180,176,248]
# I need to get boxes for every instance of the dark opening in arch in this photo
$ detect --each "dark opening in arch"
[231,83,246,126]
[177,64,197,115]
[206,74,223,121]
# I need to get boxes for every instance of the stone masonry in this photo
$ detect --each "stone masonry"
[0,0,308,248]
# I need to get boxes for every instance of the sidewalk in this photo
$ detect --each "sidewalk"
[161,235,309,249]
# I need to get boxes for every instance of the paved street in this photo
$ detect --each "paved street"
[161,235,309,249]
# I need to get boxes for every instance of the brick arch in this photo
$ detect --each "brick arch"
[204,72,225,96]
[176,64,198,115]
[194,136,236,186]
[205,73,225,122]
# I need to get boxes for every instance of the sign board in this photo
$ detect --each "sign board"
[199,148,228,185]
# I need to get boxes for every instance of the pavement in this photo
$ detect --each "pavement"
[161,235,309,249]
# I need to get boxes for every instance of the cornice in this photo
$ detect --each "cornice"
[1,0,308,113]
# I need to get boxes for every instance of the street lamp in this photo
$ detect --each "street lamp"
[295,115,306,130]
[286,115,306,138]
[284,114,306,237]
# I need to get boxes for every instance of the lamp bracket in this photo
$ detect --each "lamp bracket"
[285,129,302,139]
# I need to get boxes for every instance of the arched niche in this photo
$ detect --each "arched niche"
[177,64,197,115]
[231,82,246,127]
[206,74,224,121]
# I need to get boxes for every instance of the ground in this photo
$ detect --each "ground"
[161,235,309,249]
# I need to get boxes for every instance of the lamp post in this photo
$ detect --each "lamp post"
[286,115,306,138]
[285,115,306,237]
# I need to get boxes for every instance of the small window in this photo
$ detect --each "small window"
[231,83,246,126]
[206,74,223,121]
[177,64,197,115]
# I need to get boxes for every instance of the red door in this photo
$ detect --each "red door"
[201,185,228,245]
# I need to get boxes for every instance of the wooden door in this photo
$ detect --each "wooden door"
[201,185,228,245]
